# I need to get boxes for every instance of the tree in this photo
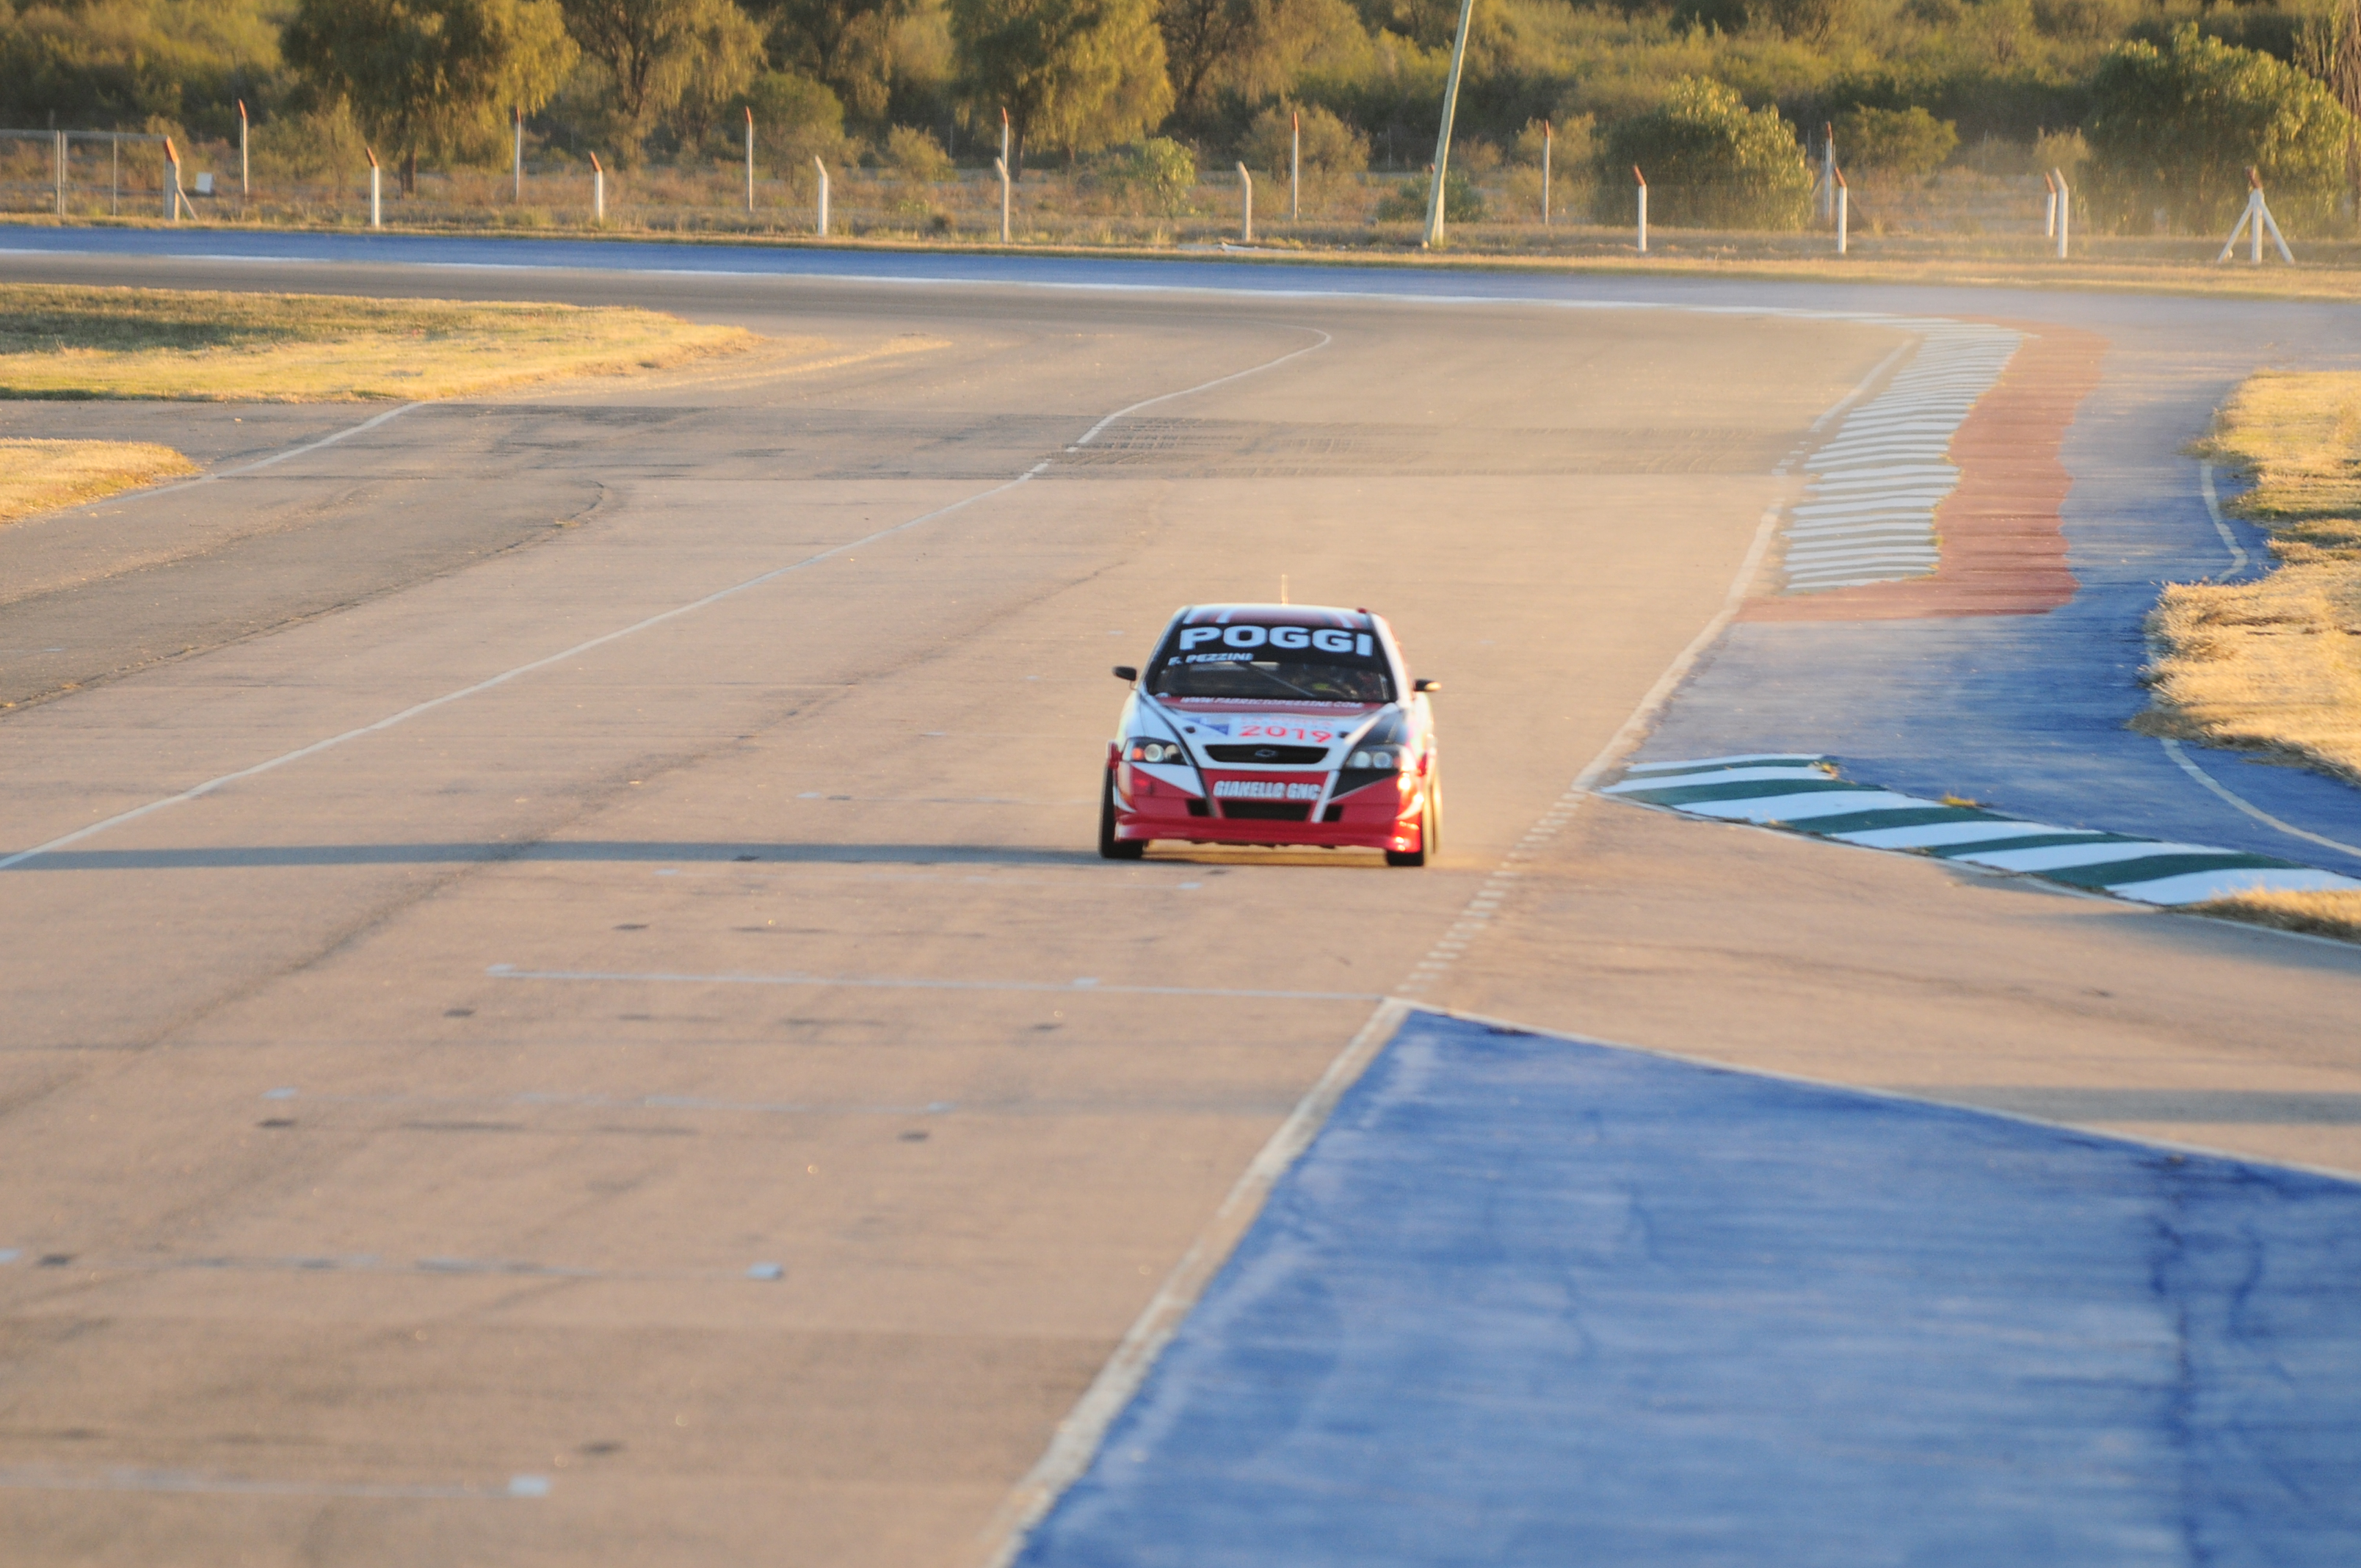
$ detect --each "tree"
[2086,24,2354,233]
[1834,104,1956,175]
[741,67,848,160]
[559,0,764,159]
[1595,78,1810,231]
[1158,0,1344,120]
[949,0,1171,173]
[283,0,576,191]
[751,0,906,126]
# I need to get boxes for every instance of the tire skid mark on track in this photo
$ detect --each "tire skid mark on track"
[0,329,1331,874]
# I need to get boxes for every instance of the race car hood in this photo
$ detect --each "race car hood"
[1145,697,1386,747]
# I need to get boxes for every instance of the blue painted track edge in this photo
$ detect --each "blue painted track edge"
[997,998,2361,1567]
[1421,998,2361,1188]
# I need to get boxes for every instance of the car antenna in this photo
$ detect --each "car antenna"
[1280,574,1288,605]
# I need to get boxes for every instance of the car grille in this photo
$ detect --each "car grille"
[1205,744,1327,764]
[1219,801,1312,821]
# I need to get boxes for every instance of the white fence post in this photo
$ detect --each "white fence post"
[814,156,829,235]
[54,130,65,217]
[2053,167,2069,258]
[744,107,755,213]
[165,139,178,220]
[1237,161,1252,242]
[1835,169,1848,254]
[2042,171,2056,238]
[239,99,250,198]
[2219,169,2295,264]
[1634,164,1647,253]
[513,106,523,202]
[589,151,603,223]
[998,106,1013,242]
[1290,111,1299,222]
[366,145,381,228]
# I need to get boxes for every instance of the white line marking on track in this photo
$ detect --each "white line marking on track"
[0,1466,549,1501]
[485,965,1382,1003]
[127,402,429,508]
[2197,461,2251,578]
[2160,738,2361,863]
[0,333,1331,872]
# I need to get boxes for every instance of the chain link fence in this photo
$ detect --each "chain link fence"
[4,131,2351,266]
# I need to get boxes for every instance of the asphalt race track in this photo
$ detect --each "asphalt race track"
[2,234,2359,1565]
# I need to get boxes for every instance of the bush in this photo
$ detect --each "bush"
[2086,24,2354,234]
[1835,105,1956,176]
[1103,136,1197,214]
[1241,101,1368,178]
[1374,166,1481,223]
[1509,115,1594,219]
[742,71,851,166]
[1595,77,1812,231]
[885,125,951,181]
[1239,101,1368,216]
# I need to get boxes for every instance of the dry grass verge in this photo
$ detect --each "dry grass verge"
[0,284,755,401]
[2186,888,2361,942]
[0,438,198,525]
[2139,372,2361,787]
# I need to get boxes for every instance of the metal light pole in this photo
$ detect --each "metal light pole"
[1421,0,1478,247]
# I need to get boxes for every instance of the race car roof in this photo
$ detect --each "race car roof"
[1173,603,1374,629]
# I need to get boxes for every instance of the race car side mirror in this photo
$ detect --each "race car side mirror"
[1414,678,1440,693]
[1112,665,1138,683]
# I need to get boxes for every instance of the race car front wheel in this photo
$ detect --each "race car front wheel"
[1099,767,1145,860]
[1386,776,1438,868]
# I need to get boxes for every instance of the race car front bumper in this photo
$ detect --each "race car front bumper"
[1112,766,1424,852]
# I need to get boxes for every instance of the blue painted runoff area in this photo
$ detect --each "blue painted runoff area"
[1019,1011,2361,1568]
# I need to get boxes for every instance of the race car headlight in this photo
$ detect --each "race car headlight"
[1127,738,1189,765]
[1345,748,1399,771]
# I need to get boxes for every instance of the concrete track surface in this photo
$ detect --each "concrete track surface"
[1,250,2358,1565]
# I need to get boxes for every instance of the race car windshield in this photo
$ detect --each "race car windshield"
[1151,628,1393,703]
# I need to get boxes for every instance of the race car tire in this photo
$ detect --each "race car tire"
[1385,775,1438,867]
[1100,768,1146,860]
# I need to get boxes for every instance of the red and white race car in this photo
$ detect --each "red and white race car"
[1099,603,1440,865]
